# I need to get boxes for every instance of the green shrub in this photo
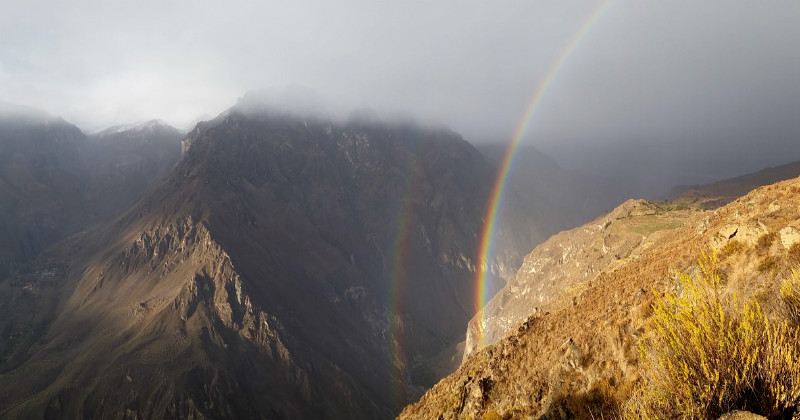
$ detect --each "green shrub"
[625,252,800,420]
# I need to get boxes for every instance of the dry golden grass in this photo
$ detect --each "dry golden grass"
[786,243,800,266]
[719,239,745,258]
[781,271,800,325]
[757,232,778,252]
[758,255,779,272]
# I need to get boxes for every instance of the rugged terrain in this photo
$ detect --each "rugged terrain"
[84,120,183,222]
[401,176,800,420]
[0,105,539,419]
[0,106,182,272]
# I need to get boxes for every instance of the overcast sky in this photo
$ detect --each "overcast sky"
[1,0,799,168]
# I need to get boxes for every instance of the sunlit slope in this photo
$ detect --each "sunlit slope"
[400,176,800,420]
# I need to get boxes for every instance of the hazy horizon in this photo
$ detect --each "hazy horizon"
[2,1,799,191]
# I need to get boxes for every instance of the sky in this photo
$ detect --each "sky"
[1,1,799,179]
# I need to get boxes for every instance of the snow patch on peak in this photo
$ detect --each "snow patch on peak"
[94,119,176,135]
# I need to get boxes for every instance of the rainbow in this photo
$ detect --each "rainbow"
[386,151,424,411]
[473,0,615,347]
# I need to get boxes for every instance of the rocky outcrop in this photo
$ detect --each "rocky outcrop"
[463,199,687,358]
[401,176,800,420]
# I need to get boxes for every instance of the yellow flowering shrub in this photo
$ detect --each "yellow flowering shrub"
[625,252,800,420]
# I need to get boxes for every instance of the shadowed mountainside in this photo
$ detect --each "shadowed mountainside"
[0,107,540,419]
[0,108,182,273]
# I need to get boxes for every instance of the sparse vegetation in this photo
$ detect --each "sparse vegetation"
[625,252,800,420]
[656,202,689,212]
[787,243,800,266]
[719,240,745,258]
[627,219,683,235]
[757,232,778,252]
[758,255,778,272]
[482,410,502,420]
[781,271,800,325]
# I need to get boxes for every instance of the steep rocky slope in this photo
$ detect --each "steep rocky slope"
[0,107,539,419]
[400,176,800,420]
[463,199,688,357]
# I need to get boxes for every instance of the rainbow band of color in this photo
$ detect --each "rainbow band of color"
[386,151,424,411]
[474,0,615,348]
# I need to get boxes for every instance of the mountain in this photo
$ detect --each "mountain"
[0,106,539,419]
[669,159,800,209]
[0,107,90,263]
[84,120,183,223]
[400,176,800,420]
[462,198,687,357]
[476,143,630,239]
[0,110,182,278]
[463,158,800,359]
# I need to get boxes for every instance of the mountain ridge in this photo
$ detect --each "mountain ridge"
[0,109,539,419]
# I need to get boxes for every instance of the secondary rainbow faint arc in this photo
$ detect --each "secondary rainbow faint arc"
[474,0,615,347]
[387,149,424,411]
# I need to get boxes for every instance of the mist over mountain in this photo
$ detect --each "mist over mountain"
[539,134,800,200]
[1,94,799,419]
[476,143,630,239]
[1,2,798,419]
[0,101,543,419]
[85,120,183,222]
[0,109,89,262]
[0,110,181,268]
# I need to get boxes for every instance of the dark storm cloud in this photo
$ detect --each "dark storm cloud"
[1,0,798,162]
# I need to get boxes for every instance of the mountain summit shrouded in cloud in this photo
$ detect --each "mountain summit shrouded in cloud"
[1,1,797,155]
[1,2,800,419]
